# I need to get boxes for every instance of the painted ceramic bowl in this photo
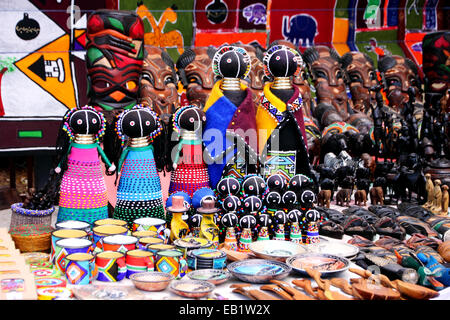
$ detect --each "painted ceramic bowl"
[187,269,231,285]
[286,253,350,277]
[305,240,359,259]
[169,280,215,298]
[173,237,213,251]
[227,259,291,283]
[248,240,307,262]
[130,271,174,292]
[186,249,227,270]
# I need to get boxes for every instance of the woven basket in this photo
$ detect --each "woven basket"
[9,203,54,230]
[10,224,54,253]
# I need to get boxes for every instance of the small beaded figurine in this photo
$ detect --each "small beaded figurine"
[257,214,272,241]
[239,214,256,252]
[169,105,210,197]
[113,105,165,227]
[305,209,321,244]
[221,211,239,251]
[56,106,114,225]
[288,209,304,244]
[274,210,288,240]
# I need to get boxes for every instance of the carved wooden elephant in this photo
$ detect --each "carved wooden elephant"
[318,189,332,208]
[336,188,352,207]
[370,186,384,205]
[354,189,367,206]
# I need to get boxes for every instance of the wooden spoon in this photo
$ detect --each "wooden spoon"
[292,279,318,298]
[260,284,293,300]
[270,280,315,300]
[392,280,439,300]
[230,284,280,300]
[351,279,401,300]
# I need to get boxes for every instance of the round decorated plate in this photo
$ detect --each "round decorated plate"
[169,280,215,298]
[249,240,307,262]
[187,269,231,285]
[227,259,291,283]
[286,253,350,277]
[174,237,212,250]
[305,241,359,259]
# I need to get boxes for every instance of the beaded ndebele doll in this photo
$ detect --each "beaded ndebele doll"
[56,106,114,225]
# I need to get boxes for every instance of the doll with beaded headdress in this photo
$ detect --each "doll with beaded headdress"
[168,105,211,197]
[56,106,114,225]
[113,105,165,227]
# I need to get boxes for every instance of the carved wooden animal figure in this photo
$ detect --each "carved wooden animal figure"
[336,188,351,207]
[423,173,434,208]
[370,186,384,205]
[318,189,332,208]
[355,189,367,206]
[432,180,442,213]
[441,185,449,216]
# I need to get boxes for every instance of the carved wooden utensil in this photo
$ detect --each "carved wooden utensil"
[260,284,294,300]
[270,280,315,300]
[230,284,280,300]
[392,280,440,300]
[351,279,401,300]
[305,267,353,300]
[291,279,319,299]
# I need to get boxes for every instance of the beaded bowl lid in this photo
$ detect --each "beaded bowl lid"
[11,203,54,217]
[9,224,54,236]
[212,45,251,79]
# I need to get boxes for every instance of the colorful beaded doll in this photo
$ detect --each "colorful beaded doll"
[305,209,321,244]
[239,214,256,252]
[56,106,114,225]
[274,210,288,240]
[169,105,210,197]
[113,105,165,227]
[257,214,272,241]
[288,209,304,244]
[216,177,242,242]
[221,211,239,251]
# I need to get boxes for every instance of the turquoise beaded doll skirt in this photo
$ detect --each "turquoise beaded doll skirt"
[113,146,165,227]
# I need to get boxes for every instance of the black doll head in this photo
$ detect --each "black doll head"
[212,45,251,79]
[242,175,266,196]
[288,209,303,223]
[173,105,206,133]
[282,190,297,208]
[264,191,282,208]
[289,174,313,193]
[258,213,272,227]
[299,190,316,208]
[217,177,241,197]
[189,213,203,228]
[115,105,162,147]
[263,44,302,78]
[266,174,287,192]
[221,212,239,228]
[239,214,257,229]
[305,209,321,223]
[274,210,288,225]
[69,109,102,135]
[222,195,241,212]
[243,196,262,213]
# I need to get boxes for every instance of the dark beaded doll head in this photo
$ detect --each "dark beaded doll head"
[222,195,241,212]
[264,191,282,208]
[289,174,313,193]
[258,213,272,227]
[288,209,303,223]
[239,214,257,229]
[266,174,287,192]
[242,175,266,196]
[299,190,316,208]
[212,45,251,80]
[172,105,206,133]
[263,44,302,79]
[217,177,241,197]
[116,104,162,146]
[221,212,239,228]
[305,209,321,222]
[243,196,262,213]
[282,190,297,209]
[274,210,287,225]
[62,105,106,141]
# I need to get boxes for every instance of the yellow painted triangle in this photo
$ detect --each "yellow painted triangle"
[15,34,77,110]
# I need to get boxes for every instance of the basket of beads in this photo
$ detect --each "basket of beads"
[9,187,55,229]
[10,224,55,253]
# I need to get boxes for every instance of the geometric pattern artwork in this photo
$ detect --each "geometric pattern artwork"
[66,262,86,284]
[263,150,296,181]
[155,257,178,275]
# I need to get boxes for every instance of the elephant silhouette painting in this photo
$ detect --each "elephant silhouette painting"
[282,14,318,47]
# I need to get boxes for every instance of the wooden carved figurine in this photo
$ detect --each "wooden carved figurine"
[423,173,435,208]
[370,186,384,205]
[336,188,351,207]
[354,189,367,206]
[432,180,442,214]
[441,185,449,216]
[318,189,332,208]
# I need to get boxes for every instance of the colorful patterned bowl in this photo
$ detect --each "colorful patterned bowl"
[169,280,215,298]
